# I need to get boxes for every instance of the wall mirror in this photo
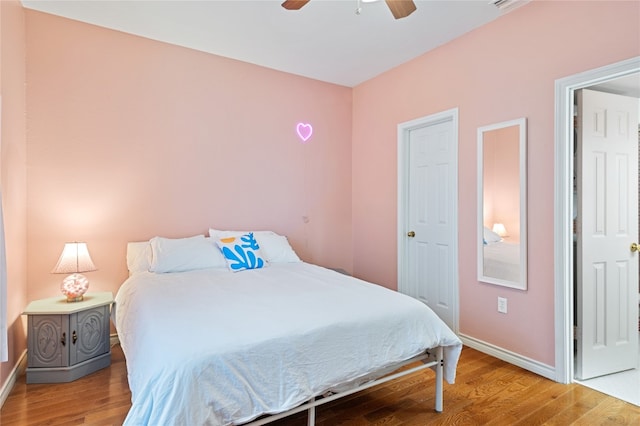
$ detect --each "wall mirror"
[477,118,527,290]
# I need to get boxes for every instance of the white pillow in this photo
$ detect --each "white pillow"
[149,235,227,273]
[126,241,152,274]
[257,233,301,263]
[483,227,502,244]
[209,228,300,263]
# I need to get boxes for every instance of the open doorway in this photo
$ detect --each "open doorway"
[571,76,640,405]
[553,56,639,398]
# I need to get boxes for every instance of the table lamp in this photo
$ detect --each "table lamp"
[52,242,97,302]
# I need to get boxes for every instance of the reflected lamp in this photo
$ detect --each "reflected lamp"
[492,223,508,238]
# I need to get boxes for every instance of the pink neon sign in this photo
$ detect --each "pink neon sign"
[296,122,313,142]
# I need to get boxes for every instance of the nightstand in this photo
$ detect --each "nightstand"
[23,292,113,384]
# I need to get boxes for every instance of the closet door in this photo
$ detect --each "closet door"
[575,89,639,380]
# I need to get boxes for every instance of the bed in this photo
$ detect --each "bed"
[114,232,463,425]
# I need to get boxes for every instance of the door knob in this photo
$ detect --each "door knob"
[631,242,639,252]
[407,231,415,238]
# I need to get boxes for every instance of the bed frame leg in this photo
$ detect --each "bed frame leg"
[307,401,315,426]
[434,346,444,413]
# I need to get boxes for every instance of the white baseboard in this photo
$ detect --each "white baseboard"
[459,333,556,381]
[0,349,27,409]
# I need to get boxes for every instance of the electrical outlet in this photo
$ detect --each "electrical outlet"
[497,297,507,314]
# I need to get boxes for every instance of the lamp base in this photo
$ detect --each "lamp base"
[61,273,89,303]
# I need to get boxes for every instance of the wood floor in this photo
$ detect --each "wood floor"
[1,344,638,425]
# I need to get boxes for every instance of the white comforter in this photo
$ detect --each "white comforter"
[114,263,462,425]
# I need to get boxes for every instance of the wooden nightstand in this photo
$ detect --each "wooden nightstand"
[23,292,113,384]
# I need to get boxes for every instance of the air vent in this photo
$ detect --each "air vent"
[491,0,529,12]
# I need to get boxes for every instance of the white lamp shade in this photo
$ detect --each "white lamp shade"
[52,242,97,274]
[492,223,508,237]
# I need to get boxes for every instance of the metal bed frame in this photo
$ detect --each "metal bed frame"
[248,346,445,426]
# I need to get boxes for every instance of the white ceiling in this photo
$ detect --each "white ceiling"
[21,0,522,87]
[591,74,640,99]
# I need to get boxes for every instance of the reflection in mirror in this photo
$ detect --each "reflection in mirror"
[477,118,527,290]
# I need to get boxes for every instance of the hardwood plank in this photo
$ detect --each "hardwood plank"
[1,344,638,425]
[573,397,640,425]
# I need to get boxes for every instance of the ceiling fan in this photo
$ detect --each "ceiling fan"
[281,0,417,20]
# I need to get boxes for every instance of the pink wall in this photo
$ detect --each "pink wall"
[25,11,353,303]
[352,0,640,366]
[0,0,28,395]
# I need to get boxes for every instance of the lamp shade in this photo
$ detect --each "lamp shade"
[52,242,97,274]
[492,223,508,238]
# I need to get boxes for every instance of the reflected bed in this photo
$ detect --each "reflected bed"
[483,240,520,283]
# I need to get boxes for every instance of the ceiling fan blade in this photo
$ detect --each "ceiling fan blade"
[385,0,417,19]
[281,0,311,11]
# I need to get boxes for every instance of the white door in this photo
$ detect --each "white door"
[576,88,639,380]
[399,113,457,331]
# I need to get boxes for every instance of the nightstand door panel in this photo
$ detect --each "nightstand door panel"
[71,305,109,365]
[28,315,70,368]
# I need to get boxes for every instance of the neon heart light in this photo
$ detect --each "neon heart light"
[296,122,313,143]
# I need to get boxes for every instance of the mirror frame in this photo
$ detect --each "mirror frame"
[477,117,527,290]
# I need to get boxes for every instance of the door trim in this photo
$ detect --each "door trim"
[554,56,640,384]
[397,108,459,334]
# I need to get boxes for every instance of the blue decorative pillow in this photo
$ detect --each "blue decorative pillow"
[216,232,267,272]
